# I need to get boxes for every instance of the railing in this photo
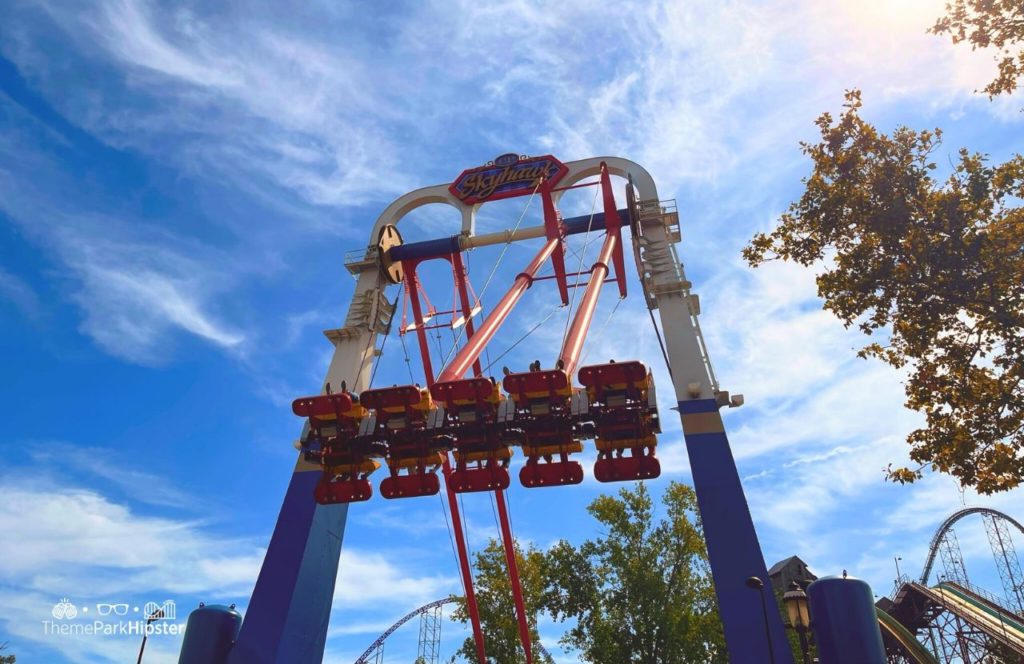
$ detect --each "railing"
[344,246,377,277]
[632,198,719,393]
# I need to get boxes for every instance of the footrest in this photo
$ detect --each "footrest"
[593,455,660,482]
[449,465,510,493]
[380,472,440,499]
[315,477,373,504]
[325,458,380,475]
[519,460,583,488]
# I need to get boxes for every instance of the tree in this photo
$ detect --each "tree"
[450,537,550,664]
[744,90,1024,493]
[0,641,14,664]
[541,482,725,663]
[931,0,1024,99]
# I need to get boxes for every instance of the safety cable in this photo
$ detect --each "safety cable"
[459,493,474,567]
[648,306,674,382]
[505,487,514,540]
[442,181,543,369]
[462,250,495,375]
[368,291,400,389]
[398,333,417,384]
[576,295,624,369]
[560,178,602,349]
[488,491,502,535]
[438,491,465,590]
[481,306,562,374]
[432,324,447,373]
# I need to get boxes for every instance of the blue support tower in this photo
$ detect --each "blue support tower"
[681,399,793,663]
[227,462,348,664]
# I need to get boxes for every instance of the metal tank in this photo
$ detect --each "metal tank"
[177,603,242,664]
[808,574,886,664]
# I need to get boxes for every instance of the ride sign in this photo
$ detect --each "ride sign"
[449,153,568,204]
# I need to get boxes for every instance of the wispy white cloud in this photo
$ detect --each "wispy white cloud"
[0,165,244,363]
[53,223,242,364]
[0,266,40,318]
[28,443,196,509]
[25,0,413,209]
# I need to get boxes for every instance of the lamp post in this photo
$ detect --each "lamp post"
[136,607,164,664]
[745,576,777,664]
[783,582,812,664]
[894,556,903,583]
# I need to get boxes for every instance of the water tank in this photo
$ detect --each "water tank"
[177,604,242,664]
[807,575,886,664]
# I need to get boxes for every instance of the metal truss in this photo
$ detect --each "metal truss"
[417,602,442,664]
[983,513,1024,616]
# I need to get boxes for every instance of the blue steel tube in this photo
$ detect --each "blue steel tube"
[385,210,630,264]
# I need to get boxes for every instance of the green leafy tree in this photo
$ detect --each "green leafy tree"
[744,90,1024,493]
[541,482,725,663]
[931,0,1024,98]
[450,538,550,664]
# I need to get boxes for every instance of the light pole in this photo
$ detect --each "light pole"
[894,556,903,582]
[746,576,777,664]
[136,607,164,664]
[784,582,812,664]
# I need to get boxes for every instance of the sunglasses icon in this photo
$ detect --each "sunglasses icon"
[97,603,129,616]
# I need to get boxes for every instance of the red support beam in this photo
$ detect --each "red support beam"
[495,488,533,664]
[402,260,435,386]
[541,183,570,306]
[441,457,488,664]
[599,162,627,298]
[451,251,483,378]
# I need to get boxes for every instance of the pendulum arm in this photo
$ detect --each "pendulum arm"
[442,251,488,664]
[435,236,562,385]
[448,250,533,664]
[558,231,617,376]
[558,165,624,377]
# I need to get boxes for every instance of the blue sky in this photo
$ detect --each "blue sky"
[1,1,1023,662]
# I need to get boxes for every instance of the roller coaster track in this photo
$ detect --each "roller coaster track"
[888,581,1024,659]
[919,507,1024,585]
[353,597,553,663]
[877,606,939,664]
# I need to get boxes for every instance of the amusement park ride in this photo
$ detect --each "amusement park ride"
[177,154,878,664]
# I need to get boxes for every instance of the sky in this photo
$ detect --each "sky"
[1,0,1023,663]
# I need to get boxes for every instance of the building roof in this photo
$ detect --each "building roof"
[768,555,807,577]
